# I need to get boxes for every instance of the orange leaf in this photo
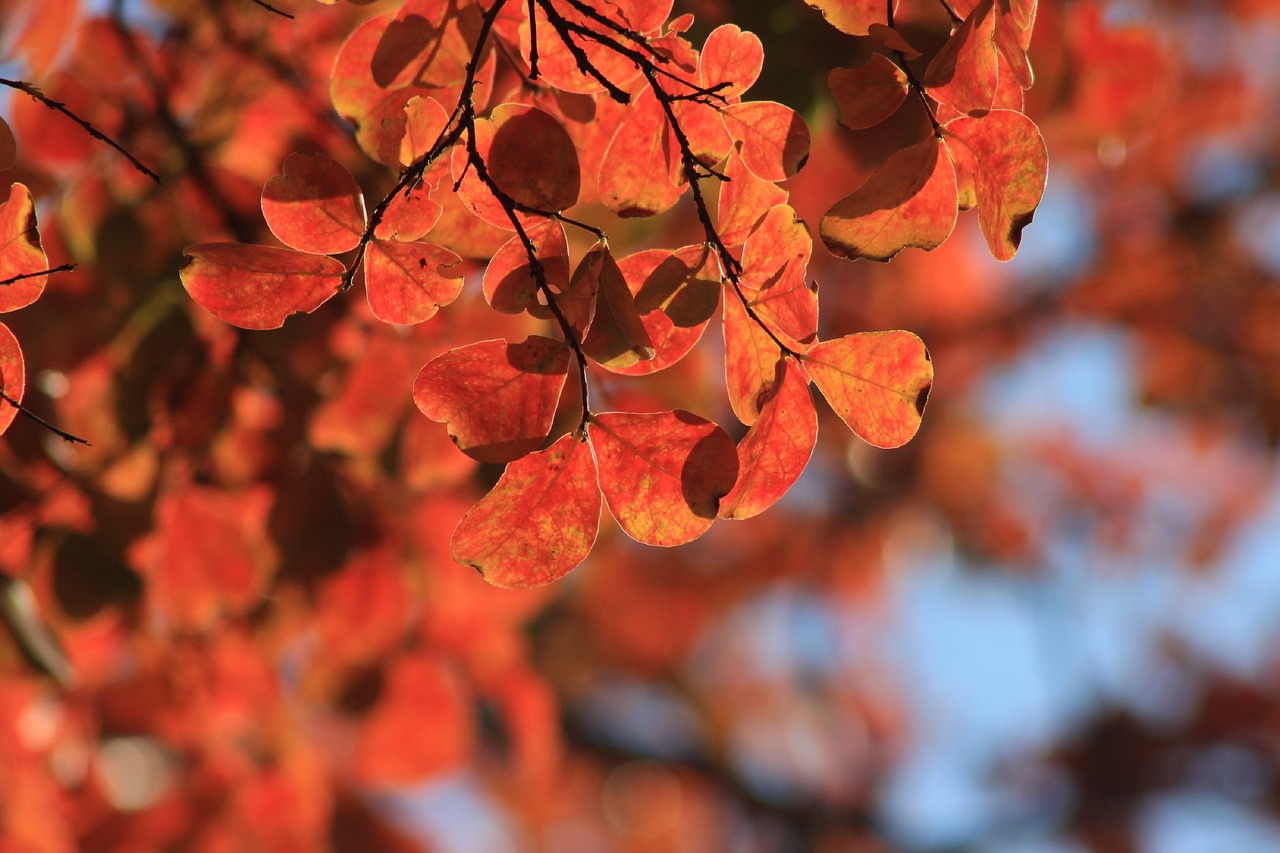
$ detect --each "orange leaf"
[413,336,569,463]
[819,138,958,262]
[0,322,24,436]
[261,152,367,255]
[0,183,48,312]
[720,358,817,519]
[699,24,764,99]
[613,246,719,377]
[483,221,570,316]
[943,110,1047,261]
[722,101,811,182]
[363,238,463,325]
[599,90,684,218]
[180,243,343,330]
[723,292,783,426]
[398,95,450,167]
[579,244,656,371]
[717,151,789,247]
[801,0,892,35]
[829,55,908,130]
[374,181,442,242]
[802,331,932,448]
[741,204,817,347]
[924,0,998,116]
[589,410,737,547]
[451,434,600,589]
[485,104,581,212]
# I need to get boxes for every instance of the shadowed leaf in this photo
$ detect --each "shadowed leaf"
[829,55,908,130]
[722,101,811,182]
[579,244,656,371]
[925,0,998,116]
[0,322,23,436]
[613,246,719,377]
[801,0,892,35]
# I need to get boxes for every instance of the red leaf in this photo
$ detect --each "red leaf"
[819,138,958,262]
[723,292,783,426]
[451,434,600,589]
[829,55,908,130]
[180,243,343,330]
[483,221,570,315]
[485,104,582,212]
[943,110,1047,260]
[413,336,570,463]
[717,151,789,247]
[741,204,817,347]
[720,359,817,519]
[867,23,921,58]
[589,410,738,547]
[722,101,811,182]
[579,244,656,371]
[599,89,684,218]
[0,119,15,171]
[925,0,999,116]
[0,322,24,436]
[802,331,933,448]
[363,238,463,325]
[261,152,367,255]
[0,183,48,312]
[699,24,764,99]
[374,181,443,242]
[801,0,892,36]
[398,95,450,167]
[613,246,719,377]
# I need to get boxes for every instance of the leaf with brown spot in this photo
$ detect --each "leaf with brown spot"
[363,239,463,325]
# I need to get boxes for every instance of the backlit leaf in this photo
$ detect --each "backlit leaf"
[375,182,443,242]
[363,238,463,325]
[724,290,783,426]
[451,434,600,589]
[802,331,933,448]
[699,24,764,99]
[599,90,684,218]
[802,0,892,36]
[0,183,48,312]
[829,55,908,130]
[0,322,24,436]
[579,244,656,371]
[718,151,789,247]
[720,359,817,519]
[819,138,958,262]
[722,101,811,182]
[261,152,367,255]
[180,243,343,330]
[399,95,450,167]
[485,104,581,212]
[413,336,569,463]
[589,410,738,547]
[924,0,998,116]
[483,221,570,315]
[943,110,1047,260]
[613,246,719,377]
[741,204,817,347]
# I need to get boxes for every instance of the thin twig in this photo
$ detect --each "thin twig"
[0,391,90,445]
[0,264,75,288]
[249,0,294,18]
[0,79,160,184]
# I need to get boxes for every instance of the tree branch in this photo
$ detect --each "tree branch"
[0,390,90,445]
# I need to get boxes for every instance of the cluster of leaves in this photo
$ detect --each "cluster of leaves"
[177,0,1045,588]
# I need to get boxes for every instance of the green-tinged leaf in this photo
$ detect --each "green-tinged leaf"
[413,336,569,463]
[943,109,1047,260]
[829,55,908,130]
[261,152,367,255]
[180,243,343,330]
[924,0,998,116]
[451,434,600,589]
[722,101,810,182]
[613,246,719,377]
[0,322,24,436]
[720,358,817,519]
[723,289,783,426]
[819,138,958,262]
[802,331,933,448]
[0,183,48,312]
[589,410,738,547]
[483,221,569,315]
[579,244,656,371]
[364,239,463,325]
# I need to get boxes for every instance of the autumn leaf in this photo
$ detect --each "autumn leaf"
[579,244,656,371]
[0,183,49,312]
[451,434,600,589]
[599,89,684,218]
[723,292,783,426]
[819,138,958,262]
[718,150,789,247]
[589,410,738,547]
[829,55,908,130]
[413,336,570,463]
[483,221,570,316]
[363,238,463,325]
[699,24,764,99]
[722,101,811,182]
[924,0,998,116]
[0,322,24,436]
[261,152,368,255]
[613,246,719,377]
[943,109,1047,261]
[720,358,817,519]
[801,331,933,448]
[180,243,343,330]
[801,0,892,36]
[398,95,450,167]
[485,104,582,212]
[741,204,817,347]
